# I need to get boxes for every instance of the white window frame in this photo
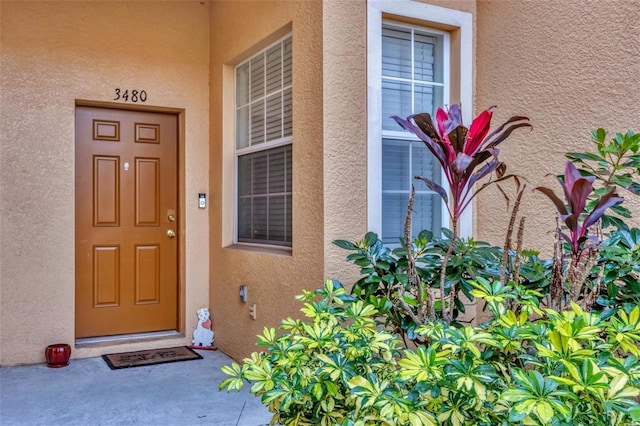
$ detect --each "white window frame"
[234,34,293,248]
[367,0,473,240]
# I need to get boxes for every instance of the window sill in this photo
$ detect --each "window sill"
[225,243,293,257]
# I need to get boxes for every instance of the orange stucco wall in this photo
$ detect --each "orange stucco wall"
[209,0,324,361]
[322,0,368,284]
[475,0,640,254]
[0,1,210,365]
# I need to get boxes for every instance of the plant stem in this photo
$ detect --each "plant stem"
[514,217,525,283]
[440,220,458,323]
[404,187,433,322]
[603,151,623,188]
[549,216,566,310]
[500,184,526,285]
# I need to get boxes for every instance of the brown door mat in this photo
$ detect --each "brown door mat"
[102,346,203,370]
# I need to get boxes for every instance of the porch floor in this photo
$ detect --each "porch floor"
[0,349,271,426]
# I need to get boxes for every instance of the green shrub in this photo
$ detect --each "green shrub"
[221,279,640,425]
[335,224,640,341]
[565,129,640,230]
[220,279,405,426]
[333,230,502,343]
[591,227,640,310]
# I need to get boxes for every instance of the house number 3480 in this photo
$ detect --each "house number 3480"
[113,88,147,103]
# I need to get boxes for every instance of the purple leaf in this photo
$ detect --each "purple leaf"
[563,161,580,192]
[442,104,463,135]
[535,186,569,216]
[414,176,448,204]
[566,179,593,220]
[560,213,578,233]
[392,115,447,165]
[470,174,518,202]
[411,113,440,142]
[484,122,532,150]
[467,157,501,189]
[538,161,624,257]
[583,189,624,228]
[585,234,600,249]
[453,153,473,176]
[563,161,594,194]
[558,231,572,245]
[448,126,468,153]
[464,150,494,175]
[483,116,530,145]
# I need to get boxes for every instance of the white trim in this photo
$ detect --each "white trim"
[381,76,445,86]
[235,135,292,156]
[367,0,473,239]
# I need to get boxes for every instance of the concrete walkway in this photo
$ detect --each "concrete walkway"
[0,349,272,426]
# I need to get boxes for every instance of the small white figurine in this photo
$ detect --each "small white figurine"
[192,307,215,348]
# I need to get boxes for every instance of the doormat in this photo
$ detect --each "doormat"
[102,346,202,370]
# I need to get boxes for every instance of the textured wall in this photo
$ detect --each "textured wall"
[475,0,640,254]
[322,0,368,284]
[0,1,210,365]
[209,1,324,361]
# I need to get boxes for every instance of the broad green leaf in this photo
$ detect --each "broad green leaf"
[535,401,554,424]
[333,239,357,250]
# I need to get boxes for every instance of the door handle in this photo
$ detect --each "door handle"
[167,229,176,238]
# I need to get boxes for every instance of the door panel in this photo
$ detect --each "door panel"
[135,158,160,226]
[75,106,178,338]
[135,244,160,304]
[93,156,120,226]
[93,246,120,306]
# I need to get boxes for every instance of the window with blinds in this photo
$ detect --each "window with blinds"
[381,23,445,245]
[235,35,292,246]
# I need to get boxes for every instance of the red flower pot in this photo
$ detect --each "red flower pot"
[45,343,71,368]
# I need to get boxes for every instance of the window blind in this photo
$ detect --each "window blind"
[236,35,293,247]
[381,23,445,243]
[237,145,292,245]
[236,36,292,149]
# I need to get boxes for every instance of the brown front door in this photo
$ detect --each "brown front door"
[75,106,178,338]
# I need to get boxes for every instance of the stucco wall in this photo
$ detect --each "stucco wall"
[0,1,210,365]
[322,1,368,284]
[209,1,324,361]
[475,0,640,253]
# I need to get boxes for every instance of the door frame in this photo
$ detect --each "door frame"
[75,99,187,337]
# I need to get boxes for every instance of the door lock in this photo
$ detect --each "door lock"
[168,214,176,222]
[167,229,176,238]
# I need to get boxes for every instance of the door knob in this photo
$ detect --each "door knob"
[167,229,176,238]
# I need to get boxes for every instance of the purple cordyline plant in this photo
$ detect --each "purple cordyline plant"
[393,104,530,322]
[392,104,531,228]
[535,161,624,259]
